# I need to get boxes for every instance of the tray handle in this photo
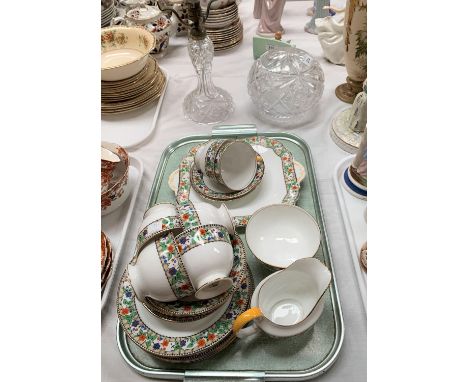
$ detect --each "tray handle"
[184,371,265,381]
[211,124,257,139]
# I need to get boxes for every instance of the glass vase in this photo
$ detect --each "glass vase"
[183,36,234,124]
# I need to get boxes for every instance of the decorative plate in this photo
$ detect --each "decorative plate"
[143,233,247,322]
[117,266,253,360]
[190,154,265,201]
[169,136,304,227]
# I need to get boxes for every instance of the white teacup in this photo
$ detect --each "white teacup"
[177,201,235,235]
[128,224,233,302]
[194,139,258,191]
[233,258,331,338]
[175,224,234,300]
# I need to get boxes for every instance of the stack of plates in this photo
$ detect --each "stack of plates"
[101,231,113,293]
[101,56,167,114]
[101,0,117,28]
[203,2,243,51]
[117,234,254,363]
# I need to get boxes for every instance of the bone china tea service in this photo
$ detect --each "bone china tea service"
[116,135,334,364]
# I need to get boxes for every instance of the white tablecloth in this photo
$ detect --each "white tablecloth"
[101,1,367,380]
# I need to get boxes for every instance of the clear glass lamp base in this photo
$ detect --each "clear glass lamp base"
[183,87,234,125]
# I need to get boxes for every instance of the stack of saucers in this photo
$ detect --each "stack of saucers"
[101,231,113,293]
[202,1,243,51]
[117,201,253,363]
[101,56,166,114]
[101,0,117,28]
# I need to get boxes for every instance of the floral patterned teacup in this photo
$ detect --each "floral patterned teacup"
[128,224,233,303]
[175,224,234,300]
[194,139,258,192]
[233,258,331,338]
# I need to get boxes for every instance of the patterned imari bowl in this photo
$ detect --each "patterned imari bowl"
[128,224,233,303]
[144,233,247,322]
[101,142,130,216]
[117,265,254,362]
[101,26,156,81]
[190,154,265,201]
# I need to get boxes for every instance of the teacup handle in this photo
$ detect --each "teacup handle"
[233,307,262,338]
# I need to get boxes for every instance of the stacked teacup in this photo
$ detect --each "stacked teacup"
[129,201,237,303]
[195,139,259,192]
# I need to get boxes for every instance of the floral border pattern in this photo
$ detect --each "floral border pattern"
[156,234,195,299]
[101,30,128,49]
[144,234,247,319]
[176,201,201,230]
[136,216,182,253]
[117,266,252,358]
[204,139,226,180]
[175,225,231,255]
[176,136,300,227]
[243,136,300,205]
[176,156,193,204]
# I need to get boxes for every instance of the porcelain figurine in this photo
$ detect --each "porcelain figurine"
[352,127,367,182]
[349,79,367,132]
[304,0,330,34]
[315,6,345,65]
[342,127,367,199]
[335,0,367,103]
[254,0,287,37]
[330,79,367,153]
[360,241,367,272]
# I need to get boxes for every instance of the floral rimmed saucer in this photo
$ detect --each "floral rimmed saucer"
[190,154,265,201]
[143,234,247,322]
[170,136,305,228]
[117,265,253,361]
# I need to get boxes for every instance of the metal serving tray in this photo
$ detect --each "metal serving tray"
[117,125,344,381]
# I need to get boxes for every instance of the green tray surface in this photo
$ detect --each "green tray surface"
[120,132,343,377]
